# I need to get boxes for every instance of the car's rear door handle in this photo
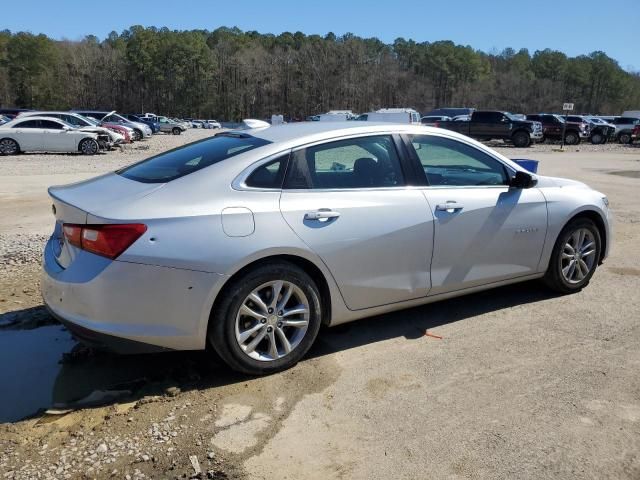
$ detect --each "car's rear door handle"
[435,201,464,213]
[304,209,341,221]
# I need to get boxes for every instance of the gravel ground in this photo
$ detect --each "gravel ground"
[0,132,639,479]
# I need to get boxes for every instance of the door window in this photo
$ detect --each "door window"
[284,135,404,189]
[40,120,64,130]
[13,120,40,128]
[409,135,509,187]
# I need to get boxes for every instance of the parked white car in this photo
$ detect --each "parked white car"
[18,111,119,149]
[204,120,222,129]
[0,116,100,155]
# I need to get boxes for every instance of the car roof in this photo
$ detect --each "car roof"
[21,111,83,116]
[236,121,424,144]
[1,116,70,127]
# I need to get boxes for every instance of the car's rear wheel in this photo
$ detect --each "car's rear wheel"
[544,218,601,294]
[512,131,531,148]
[0,138,19,155]
[208,261,322,375]
[79,138,99,155]
[172,127,181,135]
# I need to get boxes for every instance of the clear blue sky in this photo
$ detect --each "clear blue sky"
[3,0,639,71]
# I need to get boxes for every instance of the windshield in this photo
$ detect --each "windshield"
[111,114,128,123]
[117,133,272,183]
[83,116,100,126]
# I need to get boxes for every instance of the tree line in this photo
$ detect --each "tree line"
[0,26,638,121]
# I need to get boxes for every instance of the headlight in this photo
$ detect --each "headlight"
[602,196,609,208]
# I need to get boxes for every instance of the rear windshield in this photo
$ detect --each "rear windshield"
[118,134,271,183]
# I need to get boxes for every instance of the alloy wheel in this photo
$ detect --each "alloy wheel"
[234,280,310,361]
[0,139,18,155]
[561,228,597,284]
[80,139,98,155]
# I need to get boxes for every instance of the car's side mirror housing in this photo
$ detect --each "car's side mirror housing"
[62,125,71,131]
[510,171,537,189]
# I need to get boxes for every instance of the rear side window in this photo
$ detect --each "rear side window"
[14,120,39,128]
[118,134,271,183]
[284,135,404,189]
[245,154,289,189]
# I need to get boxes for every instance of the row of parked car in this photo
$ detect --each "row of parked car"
[422,111,640,146]
[0,109,196,155]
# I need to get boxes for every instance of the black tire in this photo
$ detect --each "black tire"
[512,130,531,148]
[0,138,20,155]
[172,127,181,135]
[590,132,604,145]
[618,132,632,144]
[133,129,143,141]
[564,131,580,145]
[208,261,322,375]
[543,217,601,294]
[79,138,99,155]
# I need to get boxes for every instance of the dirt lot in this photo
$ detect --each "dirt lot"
[1,132,639,479]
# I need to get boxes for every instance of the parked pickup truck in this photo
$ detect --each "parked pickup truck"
[439,110,543,147]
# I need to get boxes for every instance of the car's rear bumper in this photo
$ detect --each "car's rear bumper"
[41,236,225,352]
[47,307,172,354]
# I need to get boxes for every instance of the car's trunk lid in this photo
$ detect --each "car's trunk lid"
[49,173,164,268]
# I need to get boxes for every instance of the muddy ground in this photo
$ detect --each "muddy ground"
[1,132,639,479]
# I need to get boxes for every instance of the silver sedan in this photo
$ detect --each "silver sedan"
[42,123,612,374]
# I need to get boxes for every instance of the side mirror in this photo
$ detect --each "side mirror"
[510,171,537,189]
[62,125,71,131]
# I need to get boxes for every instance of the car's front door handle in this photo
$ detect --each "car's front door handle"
[304,209,341,221]
[435,201,464,213]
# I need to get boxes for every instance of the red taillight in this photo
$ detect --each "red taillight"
[434,121,440,128]
[63,224,82,248]
[63,223,147,259]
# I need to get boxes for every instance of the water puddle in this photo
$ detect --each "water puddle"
[0,325,76,422]
[608,170,640,178]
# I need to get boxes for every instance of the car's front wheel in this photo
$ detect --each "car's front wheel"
[79,138,99,155]
[564,131,580,145]
[209,261,322,375]
[512,131,531,148]
[618,132,632,144]
[0,138,19,155]
[590,132,604,145]
[544,218,601,294]
[172,127,182,135]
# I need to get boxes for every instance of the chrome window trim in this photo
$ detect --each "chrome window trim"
[232,128,524,193]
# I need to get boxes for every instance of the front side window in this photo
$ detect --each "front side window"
[409,135,509,187]
[118,133,271,183]
[40,120,64,130]
[284,135,404,189]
